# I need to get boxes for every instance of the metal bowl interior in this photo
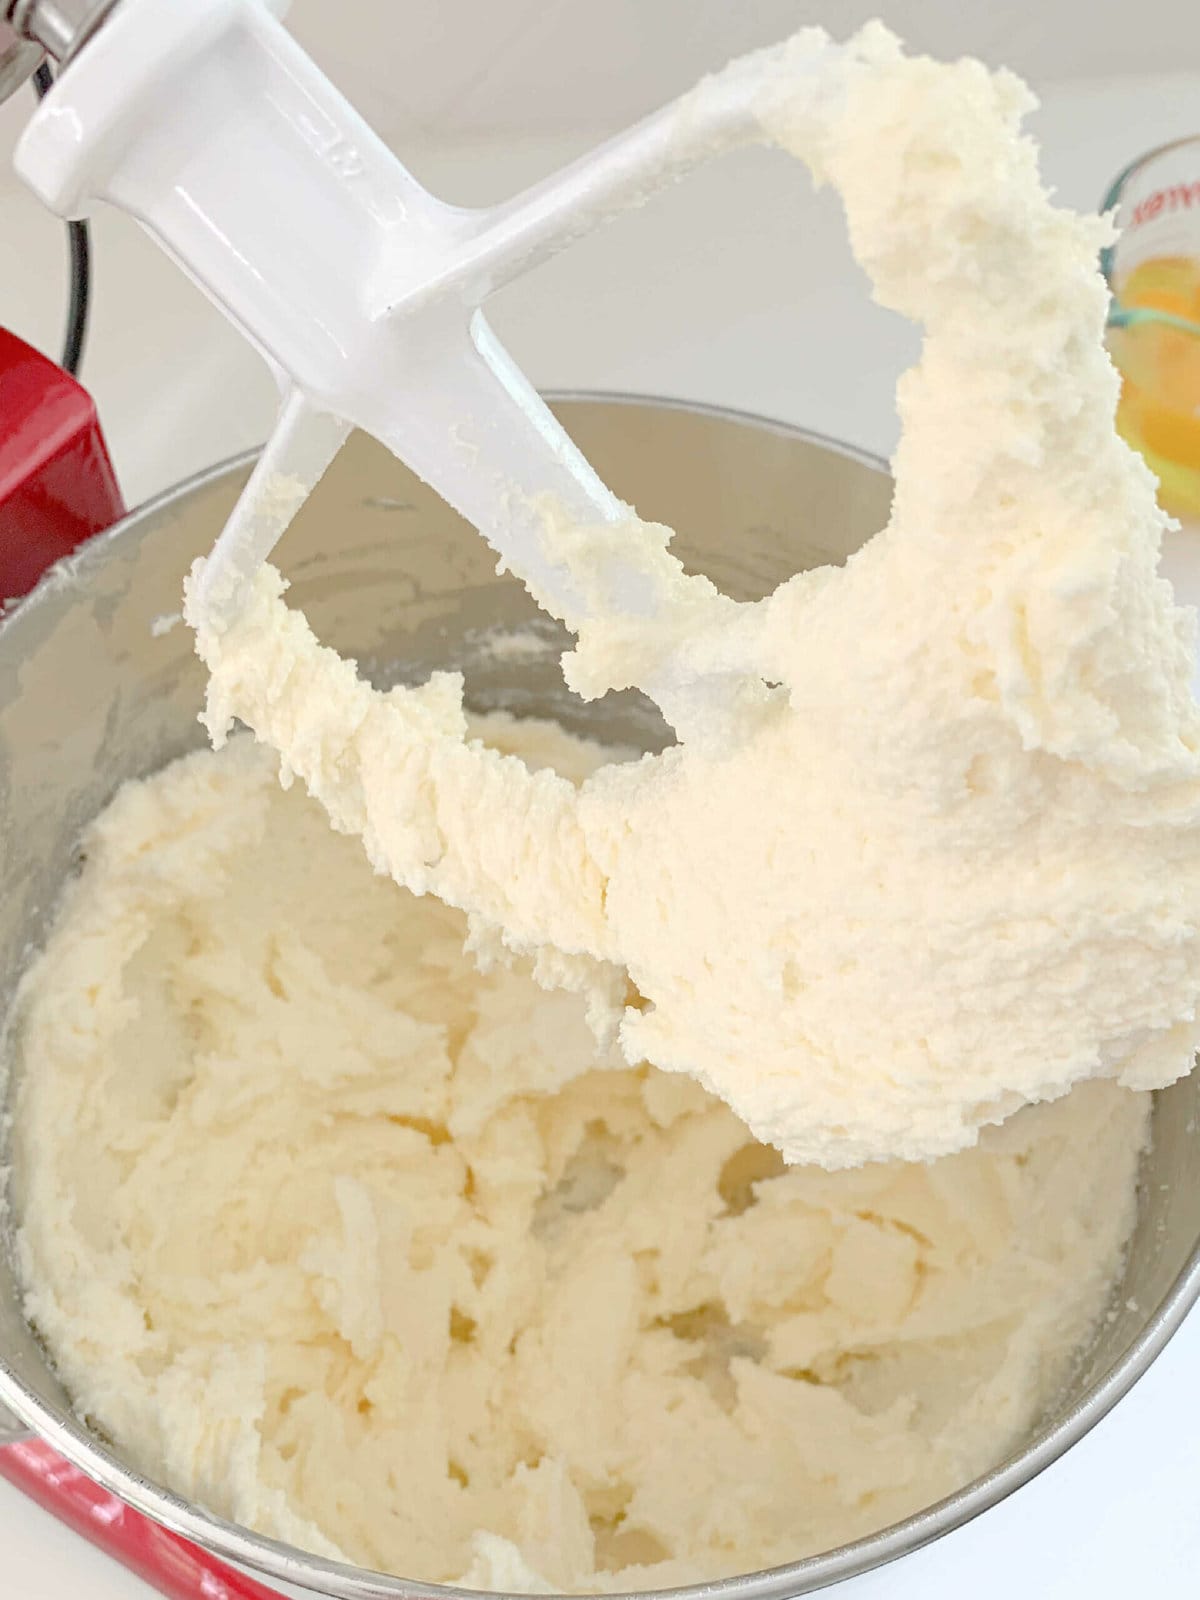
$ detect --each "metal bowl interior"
[1,395,1199,1599]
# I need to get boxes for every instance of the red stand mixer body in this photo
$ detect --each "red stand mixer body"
[0,326,123,599]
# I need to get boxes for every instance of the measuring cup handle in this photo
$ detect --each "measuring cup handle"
[0,326,123,604]
[0,1437,285,1599]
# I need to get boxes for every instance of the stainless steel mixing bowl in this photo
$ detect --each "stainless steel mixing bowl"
[1,395,1198,1597]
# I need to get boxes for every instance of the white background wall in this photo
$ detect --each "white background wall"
[288,0,1200,141]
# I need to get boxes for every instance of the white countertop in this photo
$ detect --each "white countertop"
[3,59,1200,1600]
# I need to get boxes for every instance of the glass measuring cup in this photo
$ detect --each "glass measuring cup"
[1103,136,1200,520]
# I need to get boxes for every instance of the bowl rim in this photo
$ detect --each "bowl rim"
[2,388,1199,1600]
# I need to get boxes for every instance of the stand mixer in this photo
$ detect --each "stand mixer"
[2,5,1200,1599]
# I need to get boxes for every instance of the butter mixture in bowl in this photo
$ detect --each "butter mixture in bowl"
[11,718,1148,1591]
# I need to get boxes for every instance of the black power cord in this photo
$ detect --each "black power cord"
[32,60,91,377]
